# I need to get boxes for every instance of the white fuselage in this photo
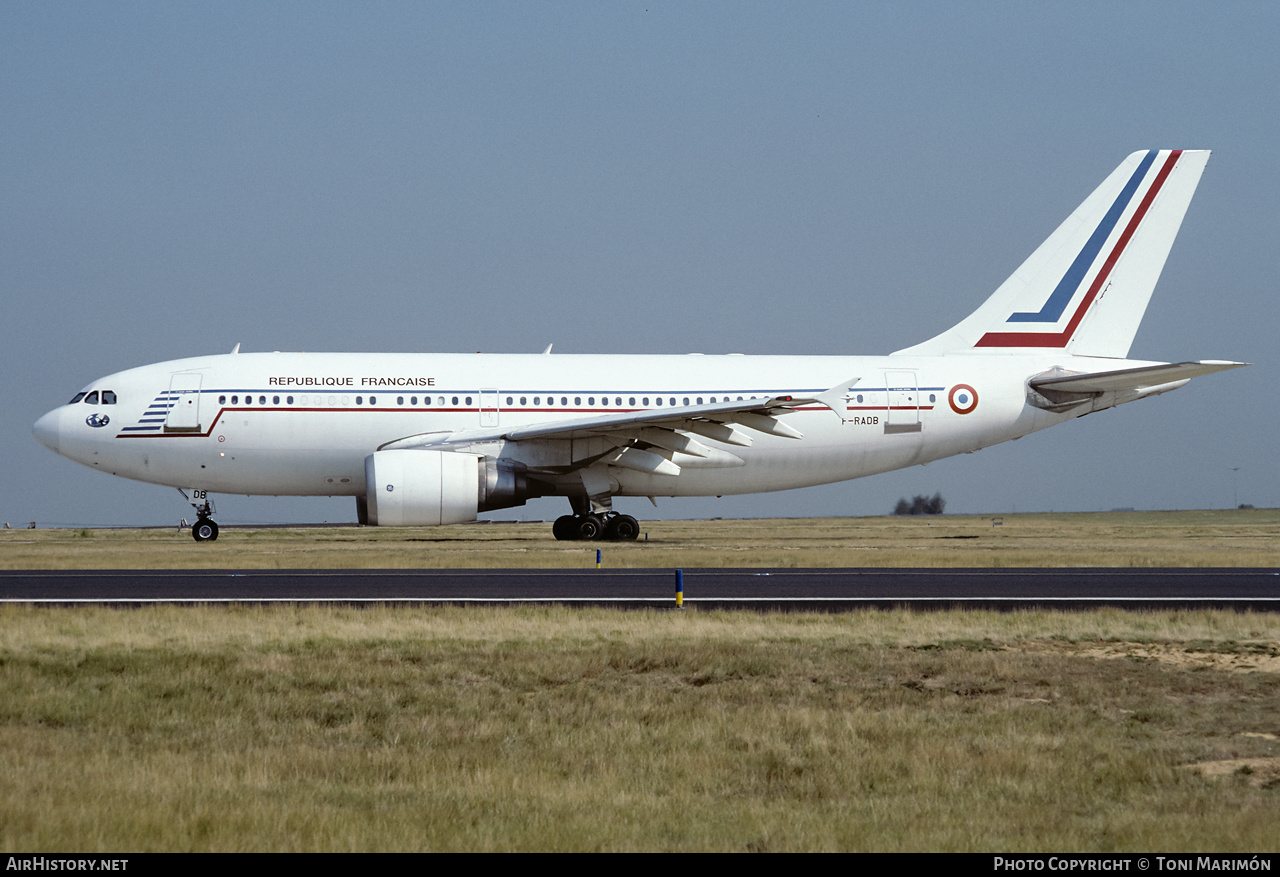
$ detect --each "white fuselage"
[34,349,1127,501]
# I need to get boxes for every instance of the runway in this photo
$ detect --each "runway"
[3,568,1279,610]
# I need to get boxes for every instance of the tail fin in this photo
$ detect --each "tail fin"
[895,150,1210,358]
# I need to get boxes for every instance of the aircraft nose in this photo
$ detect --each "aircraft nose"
[33,409,62,454]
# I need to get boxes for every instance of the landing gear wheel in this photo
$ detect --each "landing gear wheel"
[552,515,579,541]
[606,514,640,541]
[192,518,219,543]
[552,511,641,541]
[575,515,604,541]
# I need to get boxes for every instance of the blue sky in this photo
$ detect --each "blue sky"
[4,2,1275,527]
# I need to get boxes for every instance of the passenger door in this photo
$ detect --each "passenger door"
[164,373,203,432]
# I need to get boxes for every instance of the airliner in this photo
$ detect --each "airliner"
[33,150,1245,542]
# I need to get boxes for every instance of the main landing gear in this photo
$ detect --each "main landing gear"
[552,512,640,542]
[179,489,219,543]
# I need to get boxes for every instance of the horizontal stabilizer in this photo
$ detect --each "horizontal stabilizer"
[1030,360,1247,394]
[1026,360,1246,412]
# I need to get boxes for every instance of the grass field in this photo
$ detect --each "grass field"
[2,508,1278,569]
[1,605,1277,852]
[2,511,1277,851]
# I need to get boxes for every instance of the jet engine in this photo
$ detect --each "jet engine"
[363,449,535,526]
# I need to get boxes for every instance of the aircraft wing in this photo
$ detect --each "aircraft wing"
[378,378,858,474]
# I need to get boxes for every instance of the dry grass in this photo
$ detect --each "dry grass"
[1,605,1277,851]
[3,511,1276,850]
[2,508,1278,569]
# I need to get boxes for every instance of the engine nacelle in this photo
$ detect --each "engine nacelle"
[363,450,533,526]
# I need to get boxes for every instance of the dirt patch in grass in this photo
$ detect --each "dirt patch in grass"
[1017,641,1280,675]
[1182,758,1280,789]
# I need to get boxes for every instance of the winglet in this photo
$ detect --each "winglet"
[815,377,860,423]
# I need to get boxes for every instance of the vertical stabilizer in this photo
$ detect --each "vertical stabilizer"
[895,150,1210,358]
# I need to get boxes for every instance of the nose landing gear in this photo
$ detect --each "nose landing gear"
[179,489,219,542]
[192,517,219,542]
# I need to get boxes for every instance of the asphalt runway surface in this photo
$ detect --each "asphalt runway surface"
[3,568,1279,610]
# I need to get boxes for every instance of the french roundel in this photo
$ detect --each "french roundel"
[948,384,978,415]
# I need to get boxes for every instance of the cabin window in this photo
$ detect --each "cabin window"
[929,394,937,403]
[370,396,377,405]
[629,397,636,406]
[670,397,676,406]
[697,397,703,405]
[273,396,280,404]
[466,396,472,405]
[856,394,864,403]
[533,397,541,406]
[520,397,527,406]
[219,395,227,405]
[397,396,404,405]
[655,397,663,406]
[683,397,689,406]
[437,396,445,406]
[574,397,581,406]
[615,397,622,406]
[356,397,363,405]
[244,396,252,405]
[642,397,649,406]
[588,397,595,406]
[287,396,294,404]
[601,397,608,406]
[231,395,239,404]
[452,396,459,406]
[411,396,418,405]
[506,397,513,405]
[561,397,568,406]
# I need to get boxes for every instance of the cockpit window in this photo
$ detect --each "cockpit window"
[101,390,117,405]
[69,392,87,404]
[84,391,99,405]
